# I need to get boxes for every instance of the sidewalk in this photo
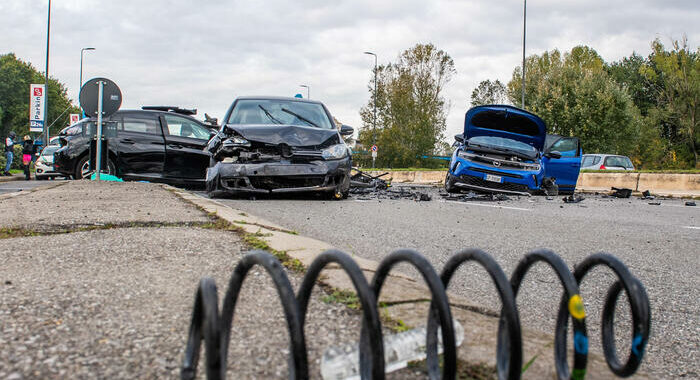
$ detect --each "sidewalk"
[0,173,23,183]
[0,181,363,379]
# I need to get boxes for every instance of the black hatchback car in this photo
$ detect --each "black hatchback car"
[206,96,353,198]
[54,107,215,184]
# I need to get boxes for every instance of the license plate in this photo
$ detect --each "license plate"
[485,174,502,183]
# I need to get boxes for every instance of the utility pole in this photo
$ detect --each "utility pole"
[522,0,527,109]
[299,84,310,99]
[80,47,96,115]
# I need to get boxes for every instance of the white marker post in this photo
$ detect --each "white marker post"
[94,80,104,181]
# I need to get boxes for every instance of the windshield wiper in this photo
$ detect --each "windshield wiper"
[281,108,319,128]
[258,105,282,124]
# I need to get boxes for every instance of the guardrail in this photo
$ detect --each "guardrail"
[181,249,650,380]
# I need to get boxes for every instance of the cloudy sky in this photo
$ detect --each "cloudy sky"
[1,0,698,138]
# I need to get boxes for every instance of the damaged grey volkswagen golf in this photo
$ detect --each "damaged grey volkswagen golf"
[205,97,354,199]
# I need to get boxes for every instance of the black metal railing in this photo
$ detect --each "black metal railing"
[181,249,650,380]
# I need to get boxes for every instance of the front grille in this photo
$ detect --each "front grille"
[470,167,523,179]
[458,175,529,193]
[249,176,325,190]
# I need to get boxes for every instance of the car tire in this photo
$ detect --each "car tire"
[445,173,457,193]
[74,156,116,179]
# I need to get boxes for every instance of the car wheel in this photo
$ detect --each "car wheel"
[445,173,457,193]
[75,156,116,179]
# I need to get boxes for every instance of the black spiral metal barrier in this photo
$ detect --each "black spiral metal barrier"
[181,249,650,380]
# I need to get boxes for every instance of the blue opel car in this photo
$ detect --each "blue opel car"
[445,105,581,195]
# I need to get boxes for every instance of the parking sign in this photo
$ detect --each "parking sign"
[29,84,45,132]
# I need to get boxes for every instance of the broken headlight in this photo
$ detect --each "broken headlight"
[321,144,348,160]
[224,136,251,147]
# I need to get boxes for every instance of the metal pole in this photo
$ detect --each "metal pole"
[300,84,309,99]
[364,51,378,168]
[95,80,104,181]
[80,48,95,114]
[43,0,51,146]
[521,0,526,109]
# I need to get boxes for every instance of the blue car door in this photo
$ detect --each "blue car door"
[542,136,582,192]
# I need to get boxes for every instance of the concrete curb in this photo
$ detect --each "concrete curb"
[167,186,647,379]
[0,181,65,200]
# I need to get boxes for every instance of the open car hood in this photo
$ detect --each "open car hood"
[464,105,546,151]
[224,124,339,147]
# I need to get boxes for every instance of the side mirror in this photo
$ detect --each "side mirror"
[340,125,354,136]
[454,134,464,143]
[546,151,562,159]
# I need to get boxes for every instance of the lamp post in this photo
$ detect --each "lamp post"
[80,47,96,93]
[363,51,377,153]
[43,0,51,146]
[299,84,310,99]
[521,0,526,109]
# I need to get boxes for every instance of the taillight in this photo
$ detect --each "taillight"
[599,165,606,170]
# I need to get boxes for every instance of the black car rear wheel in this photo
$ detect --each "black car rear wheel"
[75,156,116,179]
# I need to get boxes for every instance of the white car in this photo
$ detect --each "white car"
[581,154,635,170]
[34,145,63,180]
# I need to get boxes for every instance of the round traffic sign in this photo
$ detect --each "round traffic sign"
[371,145,378,152]
[79,77,122,118]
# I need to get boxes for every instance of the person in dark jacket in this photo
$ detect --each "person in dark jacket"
[21,135,34,180]
[4,131,16,176]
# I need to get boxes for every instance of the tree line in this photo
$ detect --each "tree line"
[357,38,698,169]
[472,38,698,169]
[0,53,79,142]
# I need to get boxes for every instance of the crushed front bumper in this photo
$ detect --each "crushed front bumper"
[206,159,351,195]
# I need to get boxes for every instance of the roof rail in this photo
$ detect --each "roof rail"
[141,106,197,116]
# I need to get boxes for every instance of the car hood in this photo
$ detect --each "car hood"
[224,124,339,147]
[464,105,546,151]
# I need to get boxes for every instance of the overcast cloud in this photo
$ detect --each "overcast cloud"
[1,0,698,138]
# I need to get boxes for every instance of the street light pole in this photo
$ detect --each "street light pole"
[43,0,51,146]
[80,47,96,114]
[521,0,527,109]
[299,84,310,99]
[363,51,378,168]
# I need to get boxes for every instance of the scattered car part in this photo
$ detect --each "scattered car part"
[542,177,559,196]
[440,190,510,202]
[350,167,389,190]
[181,249,650,380]
[563,194,585,203]
[611,187,633,198]
[685,201,696,206]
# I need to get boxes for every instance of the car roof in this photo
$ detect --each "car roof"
[234,96,324,105]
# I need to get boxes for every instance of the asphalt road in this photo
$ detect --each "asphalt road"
[208,186,699,379]
[0,179,66,194]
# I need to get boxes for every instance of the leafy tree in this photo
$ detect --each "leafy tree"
[506,46,640,156]
[357,43,455,168]
[0,53,79,141]
[641,38,699,167]
[470,79,508,106]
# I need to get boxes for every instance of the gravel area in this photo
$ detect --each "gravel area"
[0,227,369,379]
[0,181,208,229]
[214,187,700,379]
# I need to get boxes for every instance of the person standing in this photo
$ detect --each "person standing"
[21,135,33,180]
[4,131,16,176]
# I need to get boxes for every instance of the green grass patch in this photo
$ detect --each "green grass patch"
[407,357,496,379]
[321,289,361,309]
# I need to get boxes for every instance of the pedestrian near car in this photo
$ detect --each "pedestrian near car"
[21,135,34,180]
[4,131,16,176]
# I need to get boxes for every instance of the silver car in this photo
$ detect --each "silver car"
[581,154,635,170]
[34,145,63,180]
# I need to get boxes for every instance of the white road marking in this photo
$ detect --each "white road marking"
[443,200,532,211]
[683,226,700,230]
